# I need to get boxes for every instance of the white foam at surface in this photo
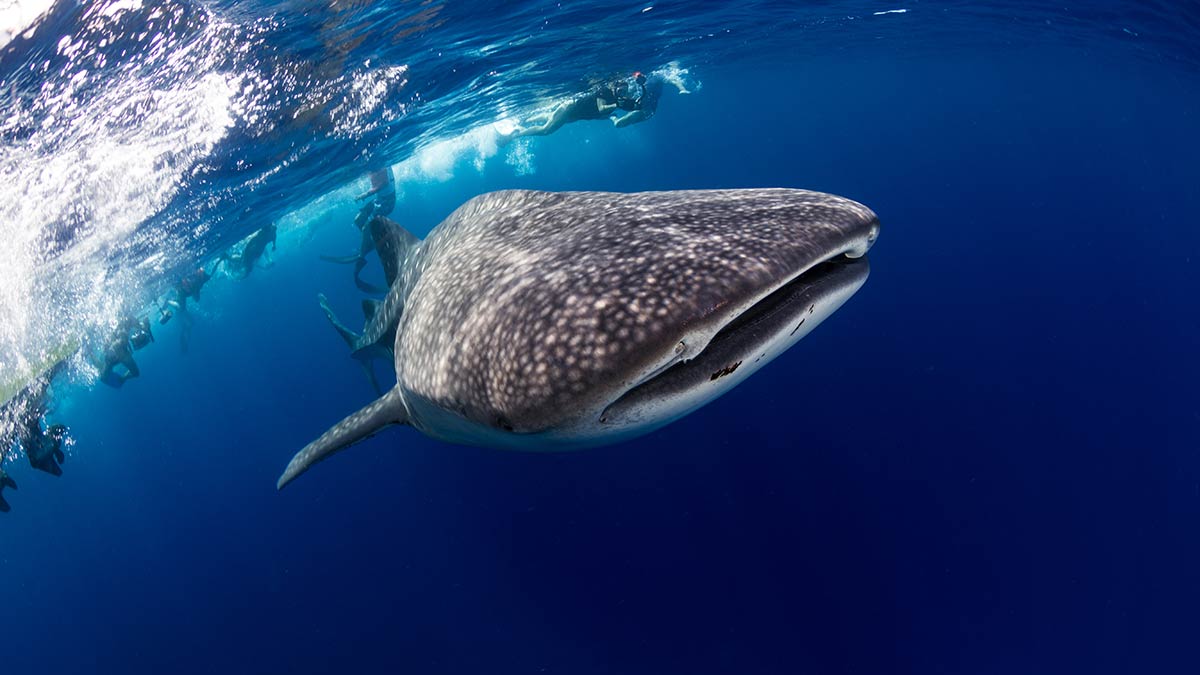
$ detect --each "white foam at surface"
[331,64,410,139]
[393,123,509,183]
[0,7,242,391]
[0,0,55,48]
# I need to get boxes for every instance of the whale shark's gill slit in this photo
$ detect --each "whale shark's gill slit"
[626,353,684,392]
[789,317,806,336]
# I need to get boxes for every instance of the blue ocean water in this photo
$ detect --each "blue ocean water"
[2,1,1199,673]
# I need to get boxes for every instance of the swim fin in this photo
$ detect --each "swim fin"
[318,294,361,349]
[359,360,384,397]
[30,456,62,477]
[320,253,362,265]
[354,277,388,295]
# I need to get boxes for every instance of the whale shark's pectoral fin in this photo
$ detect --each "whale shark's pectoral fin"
[0,495,9,512]
[277,387,408,490]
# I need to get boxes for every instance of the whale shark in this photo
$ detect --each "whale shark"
[278,188,879,489]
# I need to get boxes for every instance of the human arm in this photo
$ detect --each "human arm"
[596,96,618,114]
[356,170,391,200]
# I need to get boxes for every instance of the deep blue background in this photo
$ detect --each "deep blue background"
[3,38,1200,675]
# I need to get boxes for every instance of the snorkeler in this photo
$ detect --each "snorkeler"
[99,315,153,388]
[176,266,212,310]
[609,70,690,128]
[25,423,68,477]
[354,167,396,230]
[159,265,212,324]
[501,80,621,141]
[0,467,16,513]
[321,215,408,294]
[220,223,278,279]
[158,265,212,353]
[1,361,69,478]
[502,69,689,141]
[323,167,397,293]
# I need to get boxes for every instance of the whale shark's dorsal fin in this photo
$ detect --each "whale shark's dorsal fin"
[370,216,420,290]
[361,298,382,321]
[277,387,409,490]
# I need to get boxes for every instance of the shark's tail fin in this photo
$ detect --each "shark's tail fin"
[277,387,408,490]
[318,294,360,349]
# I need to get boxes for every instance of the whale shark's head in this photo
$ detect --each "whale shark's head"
[395,188,879,448]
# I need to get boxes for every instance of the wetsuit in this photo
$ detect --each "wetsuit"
[0,469,15,513]
[562,83,620,121]
[616,76,662,120]
[354,169,397,231]
[25,421,66,477]
[225,224,277,278]
[100,316,149,388]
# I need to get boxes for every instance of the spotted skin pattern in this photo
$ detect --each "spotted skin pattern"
[395,189,878,433]
[280,188,878,489]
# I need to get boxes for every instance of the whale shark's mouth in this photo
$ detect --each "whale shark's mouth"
[599,253,871,427]
[711,259,855,350]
